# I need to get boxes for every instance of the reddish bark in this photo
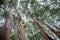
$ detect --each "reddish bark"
[29,11,53,40]
[19,21,26,40]
[16,10,26,40]
[40,18,60,38]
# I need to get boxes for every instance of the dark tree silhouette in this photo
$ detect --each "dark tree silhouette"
[0,0,4,5]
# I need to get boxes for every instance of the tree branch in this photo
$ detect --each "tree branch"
[40,17,60,38]
[29,11,53,40]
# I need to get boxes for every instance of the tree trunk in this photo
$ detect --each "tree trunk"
[40,18,60,38]
[16,10,26,40]
[0,5,13,40]
[29,11,53,40]
[19,20,26,40]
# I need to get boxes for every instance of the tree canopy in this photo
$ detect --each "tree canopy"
[0,0,60,40]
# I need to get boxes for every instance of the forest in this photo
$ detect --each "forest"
[0,0,60,40]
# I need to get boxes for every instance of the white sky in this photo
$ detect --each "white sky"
[37,0,42,1]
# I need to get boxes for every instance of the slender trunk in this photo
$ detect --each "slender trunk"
[16,10,26,40]
[19,20,26,40]
[29,11,53,40]
[40,18,60,38]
